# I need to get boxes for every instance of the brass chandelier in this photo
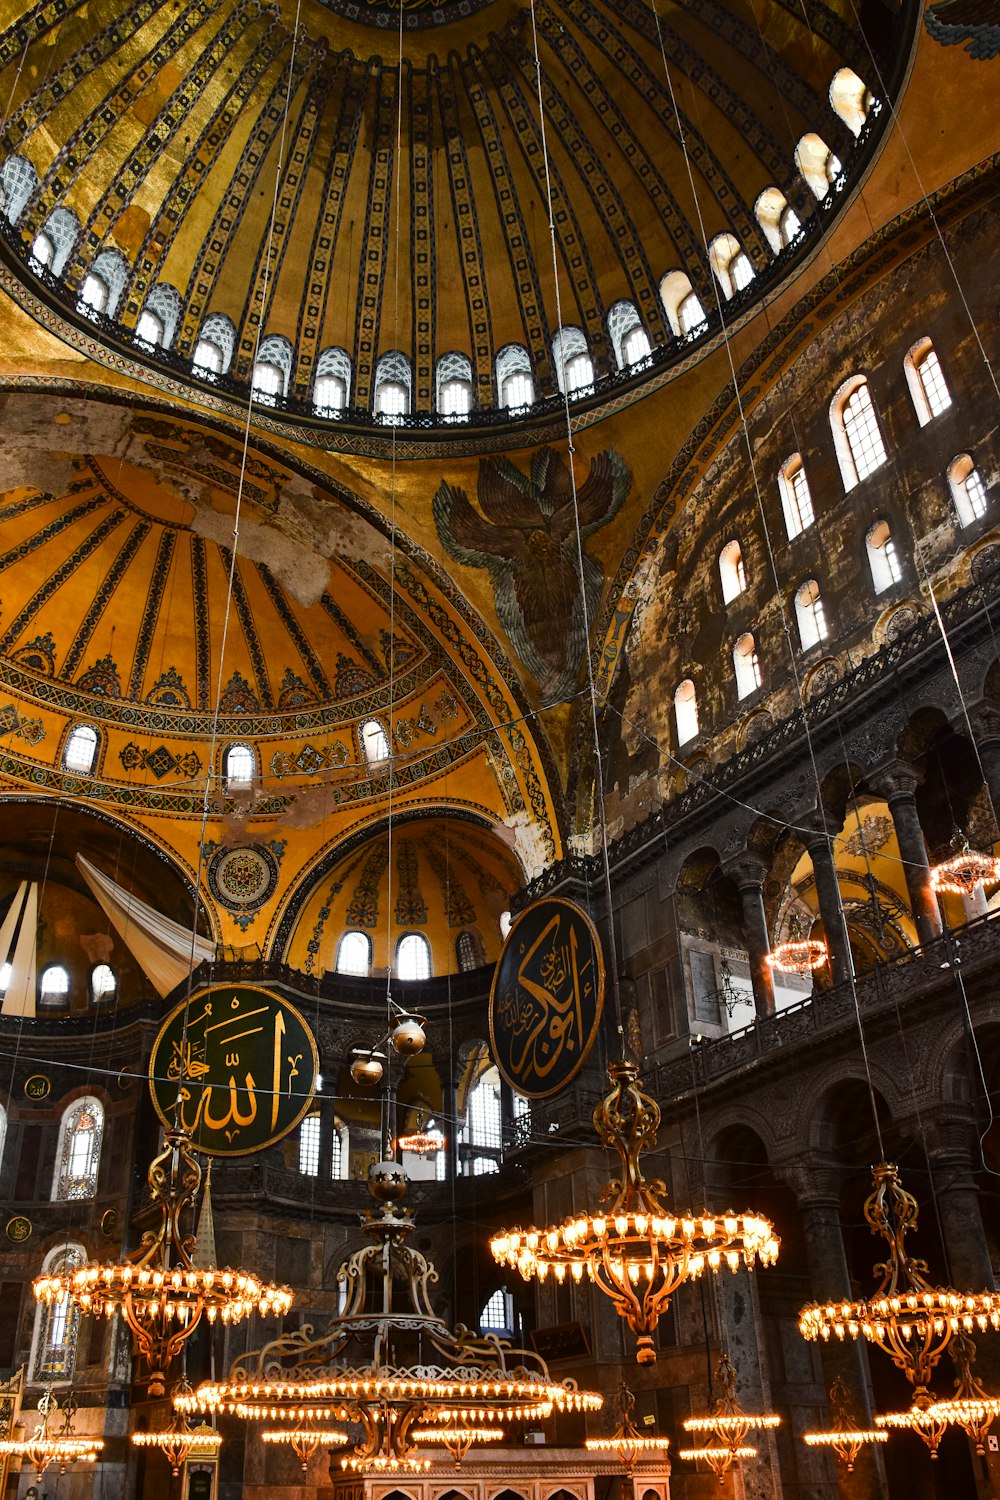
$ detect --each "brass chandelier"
[491,1061,779,1364]
[679,1354,779,1481]
[929,837,1000,895]
[584,1383,668,1476]
[765,939,829,975]
[798,1161,1000,1402]
[0,1391,104,1479]
[131,1380,223,1474]
[34,1126,292,1398]
[802,1376,887,1471]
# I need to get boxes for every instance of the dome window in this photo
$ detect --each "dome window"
[31,230,55,269]
[360,719,390,766]
[674,678,699,746]
[755,188,802,253]
[437,352,473,419]
[948,454,989,527]
[136,308,164,346]
[718,539,747,604]
[63,723,98,774]
[314,346,351,414]
[661,270,707,337]
[193,313,236,376]
[91,964,116,1003]
[224,742,256,787]
[552,326,594,397]
[778,455,815,539]
[252,334,293,404]
[904,338,952,425]
[496,344,534,411]
[733,633,763,698]
[866,519,903,594]
[795,133,842,200]
[374,351,411,423]
[80,250,128,318]
[40,963,70,1007]
[832,376,887,490]
[1,154,39,225]
[795,580,828,650]
[137,283,182,348]
[396,932,431,981]
[80,272,109,314]
[31,207,79,275]
[336,930,372,976]
[709,233,754,298]
[456,928,486,971]
[608,301,652,370]
[830,67,876,137]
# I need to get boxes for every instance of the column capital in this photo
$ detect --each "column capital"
[773,1152,845,1205]
[867,756,922,803]
[722,850,771,889]
[967,700,1000,749]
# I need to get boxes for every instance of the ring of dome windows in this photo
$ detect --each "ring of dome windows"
[0,72,878,426]
[671,340,991,749]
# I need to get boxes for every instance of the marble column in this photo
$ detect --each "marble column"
[803,822,854,986]
[923,1117,995,1292]
[726,854,776,1018]
[869,760,942,946]
[968,703,1000,834]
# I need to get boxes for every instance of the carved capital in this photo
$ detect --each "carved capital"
[772,1153,845,1205]
[868,756,922,803]
[723,851,771,890]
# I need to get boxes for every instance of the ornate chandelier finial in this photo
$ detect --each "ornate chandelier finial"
[492,1063,779,1364]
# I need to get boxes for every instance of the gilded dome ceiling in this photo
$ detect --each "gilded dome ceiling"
[0,0,907,428]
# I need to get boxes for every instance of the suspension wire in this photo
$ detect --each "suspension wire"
[525,0,625,1055]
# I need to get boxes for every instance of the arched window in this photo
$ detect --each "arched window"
[795,133,842,200]
[314,346,351,414]
[660,270,706,337]
[31,207,79,275]
[904,337,952,425]
[552,326,594,397]
[224,742,255,787]
[193,312,236,376]
[63,723,98,773]
[866,519,903,593]
[456,929,486,971]
[778,454,815,538]
[674,679,699,746]
[481,1288,515,1335]
[0,1101,6,1176]
[436,352,474,418]
[0,154,39,224]
[754,187,803,253]
[91,964,116,1004]
[331,1116,349,1180]
[361,719,390,766]
[396,932,431,981]
[374,351,411,422]
[40,964,70,1007]
[252,333,293,403]
[831,377,887,489]
[718,539,747,604]
[709,233,754,298]
[795,580,827,650]
[80,250,128,318]
[496,344,534,410]
[30,1242,86,1382]
[336,930,372,976]
[53,1096,104,1200]
[830,67,875,136]
[733,633,763,699]
[607,301,652,370]
[948,454,989,527]
[298,1112,321,1176]
[137,282,183,348]
[460,1062,502,1176]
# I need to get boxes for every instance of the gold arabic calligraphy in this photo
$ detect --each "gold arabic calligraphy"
[164,995,301,1144]
[495,913,596,1088]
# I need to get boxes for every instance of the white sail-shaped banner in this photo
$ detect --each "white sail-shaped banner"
[0,879,37,1017]
[76,855,215,998]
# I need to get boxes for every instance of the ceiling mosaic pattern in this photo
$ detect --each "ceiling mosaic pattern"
[0,0,872,410]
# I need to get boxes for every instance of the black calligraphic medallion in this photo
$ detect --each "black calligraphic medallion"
[489,898,605,1099]
[148,985,318,1157]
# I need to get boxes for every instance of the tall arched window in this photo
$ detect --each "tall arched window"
[607,301,651,370]
[360,719,390,766]
[31,207,79,275]
[552,326,594,396]
[795,133,842,200]
[91,964,116,1004]
[904,338,952,425]
[314,346,351,414]
[709,233,754,298]
[30,1242,86,1382]
[193,312,236,376]
[481,1288,515,1335]
[298,1112,321,1176]
[755,187,802,253]
[496,344,534,410]
[830,67,875,136]
[866,519,903,593]
[0,154,39,224]
[733,634,763,698]
[331,1116,350,1180]
[40,964,70,1007]
[63,723,98,773]
[252,333,293,403]
[795,580,828,650]
[396,932,431,981]
[224,742,255,787]
[374,351,411,422]
[660,270,706,337]
[80,249,128,317]
[436,352,473,418]
[456,928,486,971]
[460,1063,502,1176]
[948,454,989,527]
[336,930,372,976]
[778,454,815,538]
[718,540,747,604]
[831,377,887,489]
[53,1096,104,1200]
[137,283,183,348]
[674,679,699,746]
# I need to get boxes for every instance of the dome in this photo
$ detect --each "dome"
[0,0,906,430]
